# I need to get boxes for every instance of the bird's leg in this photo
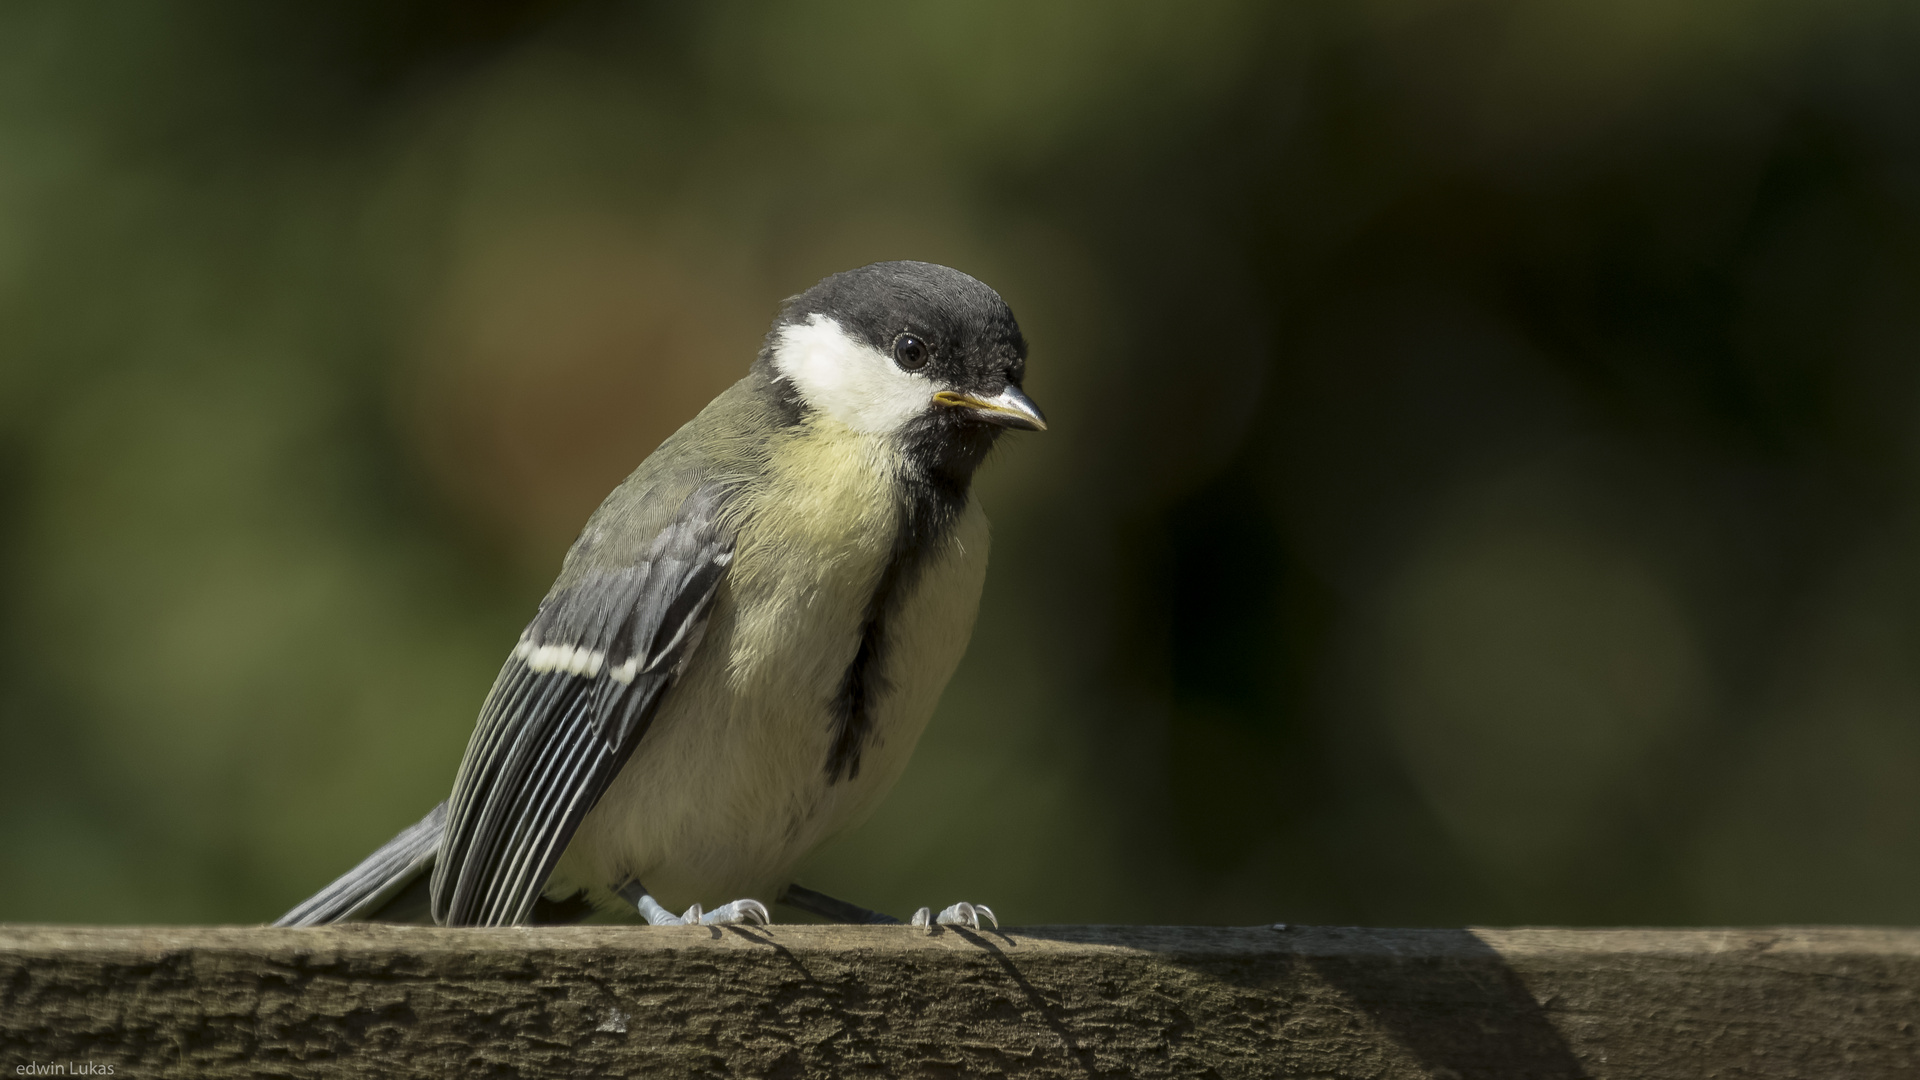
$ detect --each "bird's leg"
[616,879,769,926]
[615,878,688,925]
[776,883,902,924]
[909,902,998,930]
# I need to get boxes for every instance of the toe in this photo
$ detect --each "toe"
[933,902,998,929]
[935,902,978,928]
[700,899,773,926]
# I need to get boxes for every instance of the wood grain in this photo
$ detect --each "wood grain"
[1,924,1914,1078]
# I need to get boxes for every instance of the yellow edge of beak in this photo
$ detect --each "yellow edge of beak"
[932,390,1048,431]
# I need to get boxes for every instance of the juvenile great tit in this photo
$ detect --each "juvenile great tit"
[277,260,1044,930]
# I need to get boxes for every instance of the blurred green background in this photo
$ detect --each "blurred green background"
[2,0,1918,928]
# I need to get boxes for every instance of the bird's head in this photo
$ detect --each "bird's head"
[765,261,1044,479]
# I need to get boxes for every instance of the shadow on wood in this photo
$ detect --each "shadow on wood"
[1300,929,1588,1078]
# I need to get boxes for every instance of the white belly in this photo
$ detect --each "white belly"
[553,420,990,910]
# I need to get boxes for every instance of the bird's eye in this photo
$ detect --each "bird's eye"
[892,333,930,371]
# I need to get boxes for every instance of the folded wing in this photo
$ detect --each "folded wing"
[430,485,734,927]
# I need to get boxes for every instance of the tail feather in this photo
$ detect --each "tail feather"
[273,803,446,927]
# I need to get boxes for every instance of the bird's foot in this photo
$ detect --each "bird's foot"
[909,902,997,930]
[636,896,771,926]
[620,879,769,926]
[698,899,771,926]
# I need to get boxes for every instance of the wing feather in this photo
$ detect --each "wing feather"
[483,687,604,923]
[430,485,733,926]
[273,803,447,927]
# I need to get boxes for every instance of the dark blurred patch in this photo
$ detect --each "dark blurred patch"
[1504,116,1887,460]
[67,0,585,159]
[1166,471,1285,721]
[1158,465,1336,878]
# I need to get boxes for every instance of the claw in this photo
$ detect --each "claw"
[680,903,704,924]
[936,902,998,929]
[700,899,771,926]
[909,901,998,930]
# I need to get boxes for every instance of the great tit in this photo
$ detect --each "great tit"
[276,260,1044,930]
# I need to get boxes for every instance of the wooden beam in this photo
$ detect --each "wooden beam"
[1,924,1914,1077]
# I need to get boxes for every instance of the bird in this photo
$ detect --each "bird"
[276,260,1044,930]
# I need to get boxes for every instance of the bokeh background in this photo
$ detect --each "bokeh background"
[3,0,1919,928]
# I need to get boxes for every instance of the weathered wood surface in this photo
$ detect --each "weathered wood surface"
[0,924,1914,1078]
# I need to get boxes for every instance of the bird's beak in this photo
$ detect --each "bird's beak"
[932,387,1048,431]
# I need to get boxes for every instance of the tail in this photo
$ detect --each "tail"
[273,803,446,927]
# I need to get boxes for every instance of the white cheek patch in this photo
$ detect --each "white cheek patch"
[770,314,936,434]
